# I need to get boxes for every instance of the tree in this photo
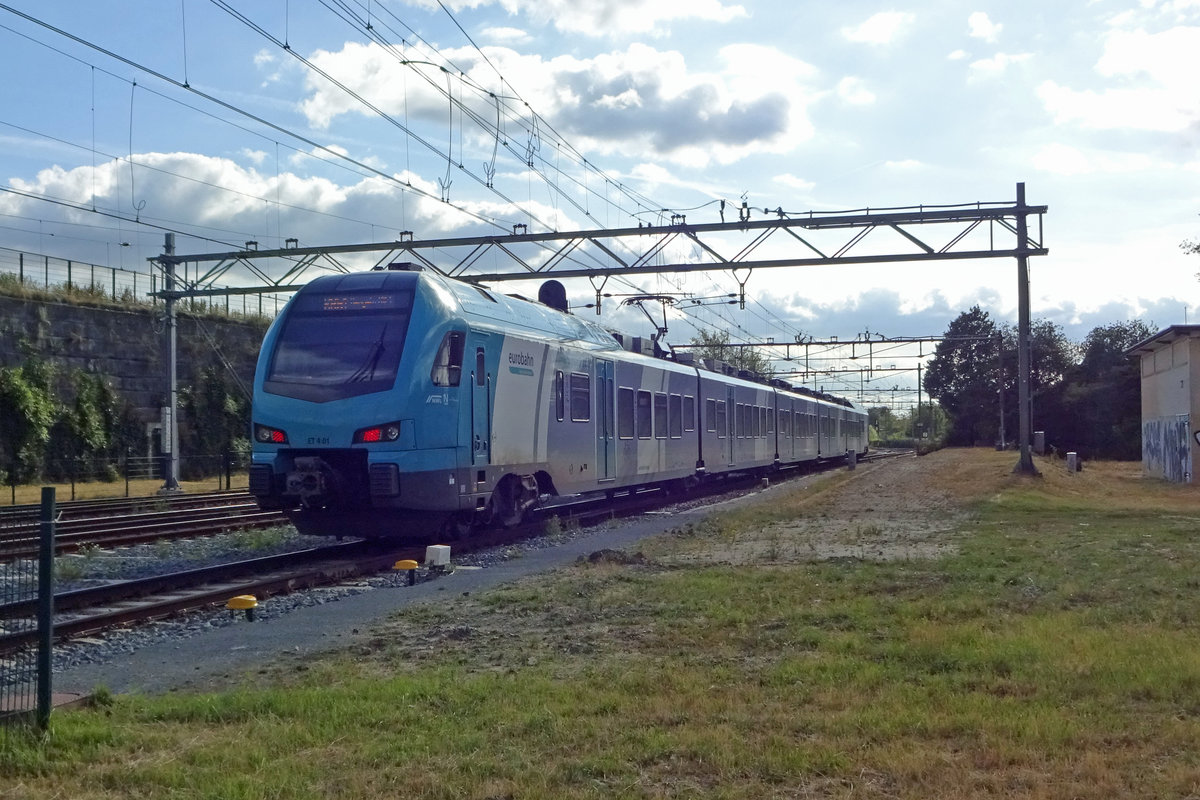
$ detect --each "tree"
[867,406,896,441]
[998,318,1077,449]
[47,370,123,481]
[1058,320,1152,459]
[0,357,56,483]
[179,363,252,474]
[923,306,1000,445]
[688,329,774,377]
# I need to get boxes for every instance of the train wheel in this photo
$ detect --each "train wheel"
[488,473,539,527]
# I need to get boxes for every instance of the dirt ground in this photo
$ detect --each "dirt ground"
[355,449,1012,672]
[658,451,971,566]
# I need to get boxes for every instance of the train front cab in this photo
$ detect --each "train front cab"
[248,270,483,535]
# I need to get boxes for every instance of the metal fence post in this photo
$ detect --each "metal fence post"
[37,487,55,730]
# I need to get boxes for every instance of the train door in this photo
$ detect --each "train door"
[597,359,615,481]
[470,340,491,467]
[727,386,736,465]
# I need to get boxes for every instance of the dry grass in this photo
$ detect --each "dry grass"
[2,474,249,506]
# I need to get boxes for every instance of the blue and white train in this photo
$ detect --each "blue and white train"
[248,264,868,538]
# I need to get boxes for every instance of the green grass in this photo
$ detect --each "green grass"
[4,450,1200,798]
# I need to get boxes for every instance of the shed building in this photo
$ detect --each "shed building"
[1126,325,1200,483]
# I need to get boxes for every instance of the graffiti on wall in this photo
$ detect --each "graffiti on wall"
[1142,414,1191,482]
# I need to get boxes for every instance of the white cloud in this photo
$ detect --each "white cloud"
[480,26,532,45]
[842,12,915,45]
[419,0,747,36]
[883,159,923,170]
[967,11,1002,42]
[298,41,820,168]
[837,76,875,105]
[1032,142,1168,175]
[1036,24,1200,132]
[773,173,815,192]
[947,49,968,60]
[968,51,1032,78]
[1030,142,1093,176]
[1037,80,1195,132]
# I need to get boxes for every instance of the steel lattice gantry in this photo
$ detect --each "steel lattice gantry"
[153,192,1047,299]
[150,183,1048,484]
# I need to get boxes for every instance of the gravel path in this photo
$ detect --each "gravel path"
[51,459,907,697]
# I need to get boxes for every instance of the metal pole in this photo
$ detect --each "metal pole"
[997,333,1006,449]
[916,363,922,440]
[37,486,55,730]
[1013,183,1039,474]
[161,234,182,492]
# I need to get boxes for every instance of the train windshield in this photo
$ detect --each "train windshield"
[264,289,415,402]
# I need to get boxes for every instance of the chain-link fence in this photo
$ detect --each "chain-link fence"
[0,489,54,733]
[0,247,291,317]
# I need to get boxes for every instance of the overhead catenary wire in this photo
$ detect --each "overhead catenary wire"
[0,2,803,359]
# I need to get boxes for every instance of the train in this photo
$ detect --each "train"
[248,263,869,538]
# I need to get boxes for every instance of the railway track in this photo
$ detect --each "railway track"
[0,541,412,655]
[0,495,287,559]
[0,449,911,657]
[0,490,253,523]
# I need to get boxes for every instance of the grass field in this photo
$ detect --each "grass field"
[3,449,1199,799]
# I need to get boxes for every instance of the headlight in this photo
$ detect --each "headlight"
[254,424,288,444]
[353,421,403,444]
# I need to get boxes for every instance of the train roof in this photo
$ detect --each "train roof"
[325,266,861,412]
[430,271,621,350]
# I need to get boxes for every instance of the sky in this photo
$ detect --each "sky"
[1,0,1198,403]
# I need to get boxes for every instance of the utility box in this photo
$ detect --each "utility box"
[425,544,452,568]
[1033,431,1045,455]
[1067,452,1080,473]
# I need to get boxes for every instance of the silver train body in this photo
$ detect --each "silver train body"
[249,265,868,537]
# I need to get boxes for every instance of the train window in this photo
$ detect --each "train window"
[555,371,565,421]
[265,288,414,402]
[600,375,614,435]
[618,387,635,438]
[430,331,464,386]
[570,373,590,422]
[752,406,761,438]
[735,404,744,438]
[636,391,652,438]
[767,406,774,434]
[475,349,487,387]
[715,401,727,439]
[705,398,717,432]
[669,394,683,438]
[654,393,668,439]
[781,409,790,438]
[683,395,696,433]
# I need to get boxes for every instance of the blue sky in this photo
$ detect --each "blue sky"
[1,1,1198,400]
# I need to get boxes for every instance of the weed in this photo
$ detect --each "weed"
[541,515,563,537]
[230,526,289,552]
